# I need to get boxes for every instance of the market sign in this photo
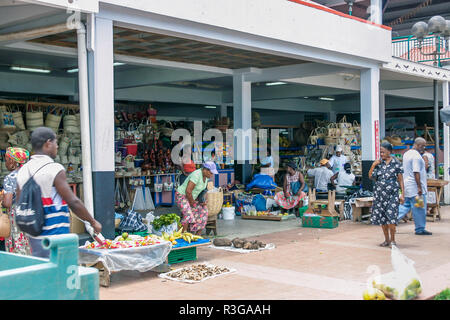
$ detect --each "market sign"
[20,0,99,13]
[374,120,380,159]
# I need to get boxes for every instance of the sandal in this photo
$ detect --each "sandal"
[379,241,390,247]
[390,241,397,247]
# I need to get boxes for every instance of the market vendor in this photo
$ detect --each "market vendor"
[175,161,218,235]
[331,163,356,194]
[328,146,348,174]
[307,159,335,192]
[274,162,306,213]
[260,148,275,179]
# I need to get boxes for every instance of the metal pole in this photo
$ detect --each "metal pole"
[76,23,95,217]
[434,79,440,178]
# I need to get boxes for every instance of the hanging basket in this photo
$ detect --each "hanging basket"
[324,136,338,145]
[12,112,25,130]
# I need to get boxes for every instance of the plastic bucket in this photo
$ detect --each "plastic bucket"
[222,207,235,220]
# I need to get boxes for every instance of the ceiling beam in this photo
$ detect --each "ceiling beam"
[114,68,229,89]
[243,63,350,83]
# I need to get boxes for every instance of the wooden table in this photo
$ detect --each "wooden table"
[427,179,449,221]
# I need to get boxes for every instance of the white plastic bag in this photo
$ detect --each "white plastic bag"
[145,212,155,233]
[144,187,155,211]
[132,187,146,211]
[372,246,422,300]
[153,221,178,236]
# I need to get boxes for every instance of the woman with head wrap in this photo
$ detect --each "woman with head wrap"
[0,147,31,254]
[369,141,405,248]
[175,161,218,235]
[274,162,306,214]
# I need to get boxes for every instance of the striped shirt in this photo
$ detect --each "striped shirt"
[17,155,69,237]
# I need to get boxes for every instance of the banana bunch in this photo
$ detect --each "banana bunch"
[161,232,178,245]
[172,228,204,244]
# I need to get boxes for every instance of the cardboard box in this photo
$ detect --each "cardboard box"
[301,215,339,229]
[70,210,86,234]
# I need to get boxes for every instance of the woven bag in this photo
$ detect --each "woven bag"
[45,109,62,132]
[0,213,10,238]
[12,111,25,130]
[327,123,340,137]
[206,187,223,217]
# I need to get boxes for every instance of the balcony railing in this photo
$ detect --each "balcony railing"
[392,35,450,67]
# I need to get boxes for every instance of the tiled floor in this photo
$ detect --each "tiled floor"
[101,207,450,300]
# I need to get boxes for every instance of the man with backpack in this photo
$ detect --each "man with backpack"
[15,127,102,258]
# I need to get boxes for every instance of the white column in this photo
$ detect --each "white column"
[361,67,380,161]
[87,16,115,239]
[379,90,386,139]
[90,17,115,173]
[233,73,252,163]
[370,0,383,25]
[443,81,450,203]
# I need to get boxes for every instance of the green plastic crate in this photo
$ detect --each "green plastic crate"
[302,215,339,229]
[298,206,308,218]
[168,247,197,264]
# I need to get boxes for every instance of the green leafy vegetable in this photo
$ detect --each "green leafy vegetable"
[434,288,450,300]
[152,213,181,231]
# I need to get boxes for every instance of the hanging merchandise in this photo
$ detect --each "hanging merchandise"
[26,104,44,132]
[123,177,132,208]
[45,107,62,133]
[154,175,163,193]
[12,109,25,130]
[63,112,80,134]
[0,105,15,129]
[115,179,123,210]
[163,176,174,192]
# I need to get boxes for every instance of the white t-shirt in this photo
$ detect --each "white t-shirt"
[336,171,356,193]
[402,149,427,198]
[423,152,435,179]
[307,166,334,191]
[329,155,348,173]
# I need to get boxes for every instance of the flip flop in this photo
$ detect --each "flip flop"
[390,242,397,247]
[379,241,390,247]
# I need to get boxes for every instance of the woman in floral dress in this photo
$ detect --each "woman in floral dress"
[274,162,306,213]
[1,147,31,255]
[369,142,404,248]
[175,162,218,235]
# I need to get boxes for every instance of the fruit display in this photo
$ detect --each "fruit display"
[160,228,203,245]
[245,210,289,217]
[362,287,386,300]
[372,274,422,300]
[82,234,163,250]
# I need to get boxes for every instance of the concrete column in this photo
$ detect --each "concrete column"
[443,81,450,203]
[370,0,383,25]
[379,90,386,139]
[87,17,115,239]
[220,104,228,118]
[233,73,252,184]
[328,111,337,123]
[360,67,380,191]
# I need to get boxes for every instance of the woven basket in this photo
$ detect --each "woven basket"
[0,213,11,238]
[45,113,61,131]
[325,136,338,145]
[206,187,223,218]
[12,112,25,130]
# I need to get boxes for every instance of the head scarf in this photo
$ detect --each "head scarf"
[6,147,30,167]
[286,162,297,170]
